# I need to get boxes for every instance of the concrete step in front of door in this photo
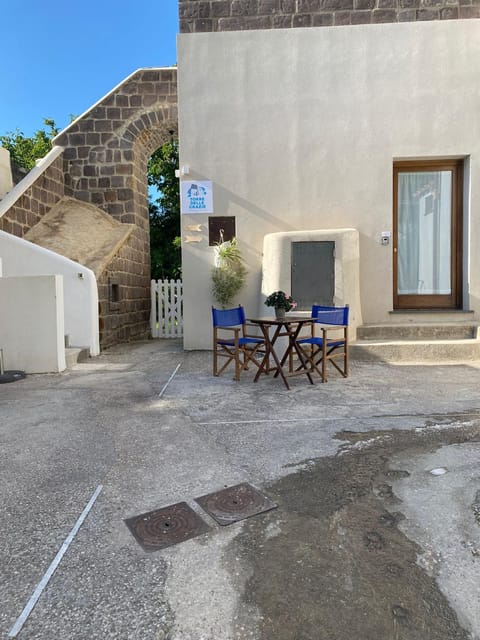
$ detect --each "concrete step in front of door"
[351,338,480,363]
[357,323,480,341]
[353,319,480,363]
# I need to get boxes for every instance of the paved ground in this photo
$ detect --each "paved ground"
[1,340,480,640]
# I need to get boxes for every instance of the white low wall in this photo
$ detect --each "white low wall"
[0,275,66,373]
[0,231,99,355]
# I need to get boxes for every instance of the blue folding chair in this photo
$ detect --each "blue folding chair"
[297,305,349,382]
[212,306,265,380]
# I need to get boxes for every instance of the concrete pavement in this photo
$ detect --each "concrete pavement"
[1,340,480,639]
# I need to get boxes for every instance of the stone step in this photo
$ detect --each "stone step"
[387,310,475,323]
[357,323,480,341]
[65,347,90,369]
[350,338,480,363]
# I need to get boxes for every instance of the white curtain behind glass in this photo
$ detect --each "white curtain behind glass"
[398,171,451,295]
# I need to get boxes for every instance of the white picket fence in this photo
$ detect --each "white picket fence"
[150,279,183,338]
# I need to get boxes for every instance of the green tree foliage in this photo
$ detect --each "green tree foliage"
[148,140,181,280]
[0,119,59,170]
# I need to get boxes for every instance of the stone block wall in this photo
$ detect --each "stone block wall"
[179,0,480,31]
[0,154,65,237]
[55,69,177,225]
[55,67,178,348]
[97,243,147,348]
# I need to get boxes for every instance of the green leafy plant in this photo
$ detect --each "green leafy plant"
[214,237,244,270]
[148,139,181,280]
[211,238,247,308]
[0,118,59,171]
[265,290,296,311]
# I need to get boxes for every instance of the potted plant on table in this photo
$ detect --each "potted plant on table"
[265,291,297,320]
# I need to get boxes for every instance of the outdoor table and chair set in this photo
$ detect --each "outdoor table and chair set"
[211,304,349,390]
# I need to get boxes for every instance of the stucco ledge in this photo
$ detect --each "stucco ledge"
[261,228,362,338]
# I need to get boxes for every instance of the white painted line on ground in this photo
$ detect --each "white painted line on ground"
[8,485,103,638]
[159,363,182,398]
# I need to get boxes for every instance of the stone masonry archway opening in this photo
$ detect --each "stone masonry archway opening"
[53,68,178,349]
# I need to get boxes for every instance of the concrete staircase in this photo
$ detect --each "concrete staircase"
[351,314,480,363]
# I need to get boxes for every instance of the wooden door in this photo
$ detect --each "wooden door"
[393,160,463,309]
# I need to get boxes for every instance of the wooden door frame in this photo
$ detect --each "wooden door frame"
[393,159,463,310]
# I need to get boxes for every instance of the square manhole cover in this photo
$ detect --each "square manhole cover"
[125,501,211,552]
[195,483,277,526]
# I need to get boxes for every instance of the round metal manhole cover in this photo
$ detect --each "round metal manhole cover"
[195,483,278,526]
[0,370,26,384]
[124,501,211,552]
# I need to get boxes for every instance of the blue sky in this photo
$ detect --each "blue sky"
[0,1,179,138]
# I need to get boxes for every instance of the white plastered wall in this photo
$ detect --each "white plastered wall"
[0,275,66,373]
[0,231,99,355]
[178,19,480,349]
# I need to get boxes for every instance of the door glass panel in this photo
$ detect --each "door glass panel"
[397,171,452,295]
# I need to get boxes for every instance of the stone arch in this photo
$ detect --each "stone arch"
[54,67,178,347]
[127,113,178,233]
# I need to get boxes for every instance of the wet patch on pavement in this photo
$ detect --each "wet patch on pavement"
[230,419,480,640]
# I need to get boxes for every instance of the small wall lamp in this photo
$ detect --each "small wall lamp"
[175,165,190,178]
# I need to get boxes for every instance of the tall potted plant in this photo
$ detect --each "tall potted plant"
[211,238,247,308]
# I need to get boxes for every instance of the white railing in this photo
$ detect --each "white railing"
[151,279,183,338]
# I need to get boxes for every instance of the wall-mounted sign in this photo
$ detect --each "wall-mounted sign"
[180,180,213,214]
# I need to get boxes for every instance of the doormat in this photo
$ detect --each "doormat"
[195,483,277,526]
[125,501,211,552]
